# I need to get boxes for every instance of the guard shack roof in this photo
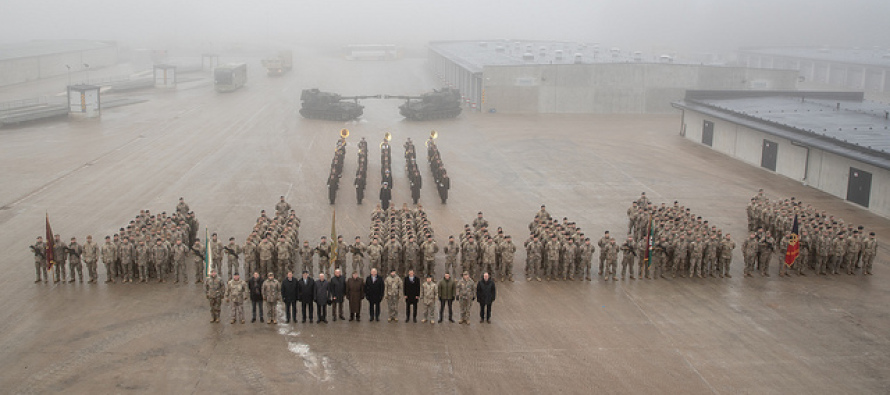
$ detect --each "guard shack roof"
[673,90,890,170]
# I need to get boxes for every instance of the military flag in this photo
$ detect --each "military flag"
[330,209,337,266]
[784,215,800,267]
[204,227,212,277]
[45,213,55,272]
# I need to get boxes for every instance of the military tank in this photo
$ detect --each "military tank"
[299,89,380,121]
[386,88,462,121]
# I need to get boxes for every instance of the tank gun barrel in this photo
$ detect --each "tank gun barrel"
[342,95,383,100]
[382,95,422,100]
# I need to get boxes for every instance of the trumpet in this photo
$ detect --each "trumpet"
[380,132,392,148]
[426,130,438,147]
[340,128,349,138]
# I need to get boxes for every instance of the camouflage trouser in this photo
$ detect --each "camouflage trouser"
[445,256,456,275]
[719,256,731,276]
[501,259,513,281]
[743,254,755,275]
[265,301,278,322]
[86,259,98,282]
[423,301,435,322]
[582,257,592,279]
[459,298,472,322]
[369,257,381,275]
[862,253,875,274]
[844,253,858,274]
[245,259,256,278]
[335,258,347,274]
[68,261,83,282]
[526,255,540,279]
[759,253,773,275]
[545,257,558,279]
[318,261,331,279]
[227,258,239,279]
[35,260,48,281]
[153,262,164,282]
[621,256,634,277]
[230,302,244,322]
[562,259,575,279]
[137,263,147,281]
[704,255,717,276]
[122,260,133,281]
[598,255,606,275]
[104,260,114,282]
[671,257,685,276]
[606,258,617,279]
[54,262,67,281]
[638,261,650,278]
[352,258,365,277]
[689,257,701,277]
[194,258,204,281]
[795,251,808,273]
[387,296,399,320]
[779,258,792,276]
[260,259,271,276]
[423,259,435,278]
[209,297,222,320]
[213,258,223,276]
[816,255,828,274]
[175,260,187,283]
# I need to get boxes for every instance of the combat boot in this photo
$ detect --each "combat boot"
[231,319,236,324]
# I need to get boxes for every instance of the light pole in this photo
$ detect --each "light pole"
[65,64,71,86]
[83,63,90,84]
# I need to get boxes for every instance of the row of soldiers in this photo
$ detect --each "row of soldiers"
[30,198,207,284]
[354,137,369,204]
[524,205,595,281]
[326,137,347,204]
[368,203,440,278]
[625,194,736,279]
[404,138,423,205]
[745,190,878,276]
[455,212,517,281]
[426,134,450,204]
[379,137,393,210]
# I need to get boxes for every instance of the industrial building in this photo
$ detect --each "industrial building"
[0,40,119,87]
[428,40,799,114]
[738,47,890,93]
[673,90,890,218]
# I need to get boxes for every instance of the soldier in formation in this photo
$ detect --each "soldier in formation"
[204,269,225,323]
[625,195,732,280]
[746,191,877,277]
[225,273,248,324]
[427,134,450,204]
[526,209,592,281]
[355,138,368,204]
[327,137,347,204]
[404,138,423,205]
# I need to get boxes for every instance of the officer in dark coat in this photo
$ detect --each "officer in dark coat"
[280,271,299,323]
[364,268,384,322]
[354,172,366,204]
[403,270,421,323]
[248,272,265,322]
[296,270,315,323]
[329,269,347,321]
[314,273,331,323]
[476,272,496,323]
[379,182,392,211]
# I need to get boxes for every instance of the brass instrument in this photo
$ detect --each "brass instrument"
[340,128,350,138]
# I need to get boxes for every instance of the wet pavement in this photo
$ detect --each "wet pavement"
[1,47,889,394]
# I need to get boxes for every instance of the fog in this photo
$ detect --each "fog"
[2,0,889,52]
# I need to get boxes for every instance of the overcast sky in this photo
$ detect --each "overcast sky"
[2,0,888,53]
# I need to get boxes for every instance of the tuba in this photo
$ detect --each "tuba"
[426,130,438,147]
[340,128,350,138]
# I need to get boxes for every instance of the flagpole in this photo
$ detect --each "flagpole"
[330,209,337,269]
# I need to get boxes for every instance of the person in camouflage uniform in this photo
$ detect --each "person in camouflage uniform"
[499,235,516,282]
[456,271,475,325]
[262,272,281,324]
[525,235,543,282]
[443,236,459,275]
[226,237,242,280]
[191,239,205,283]
[861,232,877,275]
[204,269,226,323]
[384,270,403,322]
[31,236,48,283]
[620,237,636,280]
[420,275,438,324]
[350,236,367,277]
[101,236,117,283]
[742,233,757,277]
[225,273,248,324]
[83,235,99,284]
[68,236,84,283]
[719,234,735,278]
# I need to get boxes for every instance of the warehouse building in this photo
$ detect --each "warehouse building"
[428,40,798,114]
[673,90,890,218]
[738,47,890,93]
[0,40,119,87]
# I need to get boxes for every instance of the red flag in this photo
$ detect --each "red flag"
[45,213,55,272]
[784,215,799,267]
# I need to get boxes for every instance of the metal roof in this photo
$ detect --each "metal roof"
[673,90,890,170]
[0,40,115,61]
[740,47,890,68]
[428,40,703,74]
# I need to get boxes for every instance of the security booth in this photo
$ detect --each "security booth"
[153,64,177,88]
[67,84,101,119]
